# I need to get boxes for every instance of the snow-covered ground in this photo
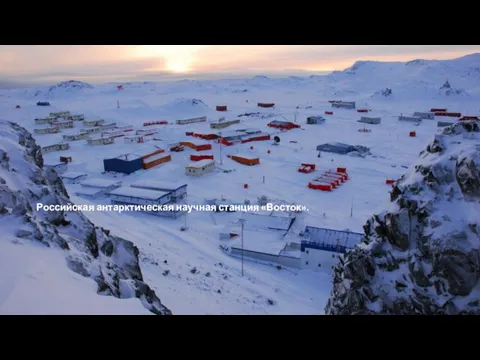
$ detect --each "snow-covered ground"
[1,54,480,314]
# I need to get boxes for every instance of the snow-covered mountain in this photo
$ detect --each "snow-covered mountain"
[3,53,480,103]
[0,121,171,315]
[325,121,480,315]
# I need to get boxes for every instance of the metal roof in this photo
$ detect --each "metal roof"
[186,159,214,168]
[109,187,170,200]
[303,226,363,247]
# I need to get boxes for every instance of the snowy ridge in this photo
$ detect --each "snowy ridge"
[325,121,480,315]
[0,121,171,315]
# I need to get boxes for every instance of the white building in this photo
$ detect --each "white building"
[50,111,70,118]
[53,120,74,129]
[413,112,434,120]
[44,162,68,174]
[108,187,185,218]
[176,116,207,125]
[67,114,85,121]
[136,129,159,135]
[87,137,114,145]
[300,226,363,272]
[80,127,102,134]
[35,117,57,125]
[84,119,105,127]
[42,143,70,153]
[63,133,90,141]
[60,172,88,184]
[130,180,187,201]
[124,135,154,144]
[99,123,117,130]
[185,159,215,176]
[76,178,121,198]
[34,127,60,135]
[332,101,356,109]
[101,130,125,138]
[108,187,172,205]
[358,116,381,125]
[116,125,134,132]
[210,119,240,129]
[399,115,422,123]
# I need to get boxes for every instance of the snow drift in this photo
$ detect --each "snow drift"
[161,97,209,114]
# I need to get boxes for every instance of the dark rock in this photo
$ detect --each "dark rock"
[325,122,480,315]
[15,229,32,238]
[100,240,114,257]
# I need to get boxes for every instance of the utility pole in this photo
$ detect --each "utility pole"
[350,197,354,217]
[239,217,245,276]
[219,131,223,165]
[117,100,120,108]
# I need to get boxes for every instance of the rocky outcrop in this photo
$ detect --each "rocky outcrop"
[325,121,480,315]
[0,120,171,315]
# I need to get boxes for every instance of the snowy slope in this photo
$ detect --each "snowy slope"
[0,121,170,315]
[0,53,480,314]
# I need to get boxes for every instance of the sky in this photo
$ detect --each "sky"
[0,45,479,87]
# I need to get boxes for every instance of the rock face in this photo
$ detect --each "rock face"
[325,121,480,315]
[0,120,171,315]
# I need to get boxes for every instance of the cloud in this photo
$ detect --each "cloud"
[191,45,480,72]
[0,56,166,84]
[1,45,480,87]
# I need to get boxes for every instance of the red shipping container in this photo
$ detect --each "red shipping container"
[195,144,212,151]
[258,103,275,108]
[190,153,214,161]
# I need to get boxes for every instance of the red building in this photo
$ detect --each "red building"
[267,120,300,130]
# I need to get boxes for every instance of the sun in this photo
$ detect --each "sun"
[166,62,190,73]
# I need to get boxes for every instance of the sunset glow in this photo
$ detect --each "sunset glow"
[0,45,479,86]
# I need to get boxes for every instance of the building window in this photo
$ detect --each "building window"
[318,263,321,267]
[305,261,309,265]
[306,250,309,254]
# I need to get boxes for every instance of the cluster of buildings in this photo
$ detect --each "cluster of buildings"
[34,111,84,135]
[217,128,271,146]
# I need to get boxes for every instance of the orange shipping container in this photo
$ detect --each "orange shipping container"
[180,141,196,149]
[228,154,260,166]
[142,154,172,169]
[142,148,165,160]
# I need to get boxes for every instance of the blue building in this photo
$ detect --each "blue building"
[104,153,144,174]
[300,226,364,271]
[316,142,355,155]
[301,226,363,254]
